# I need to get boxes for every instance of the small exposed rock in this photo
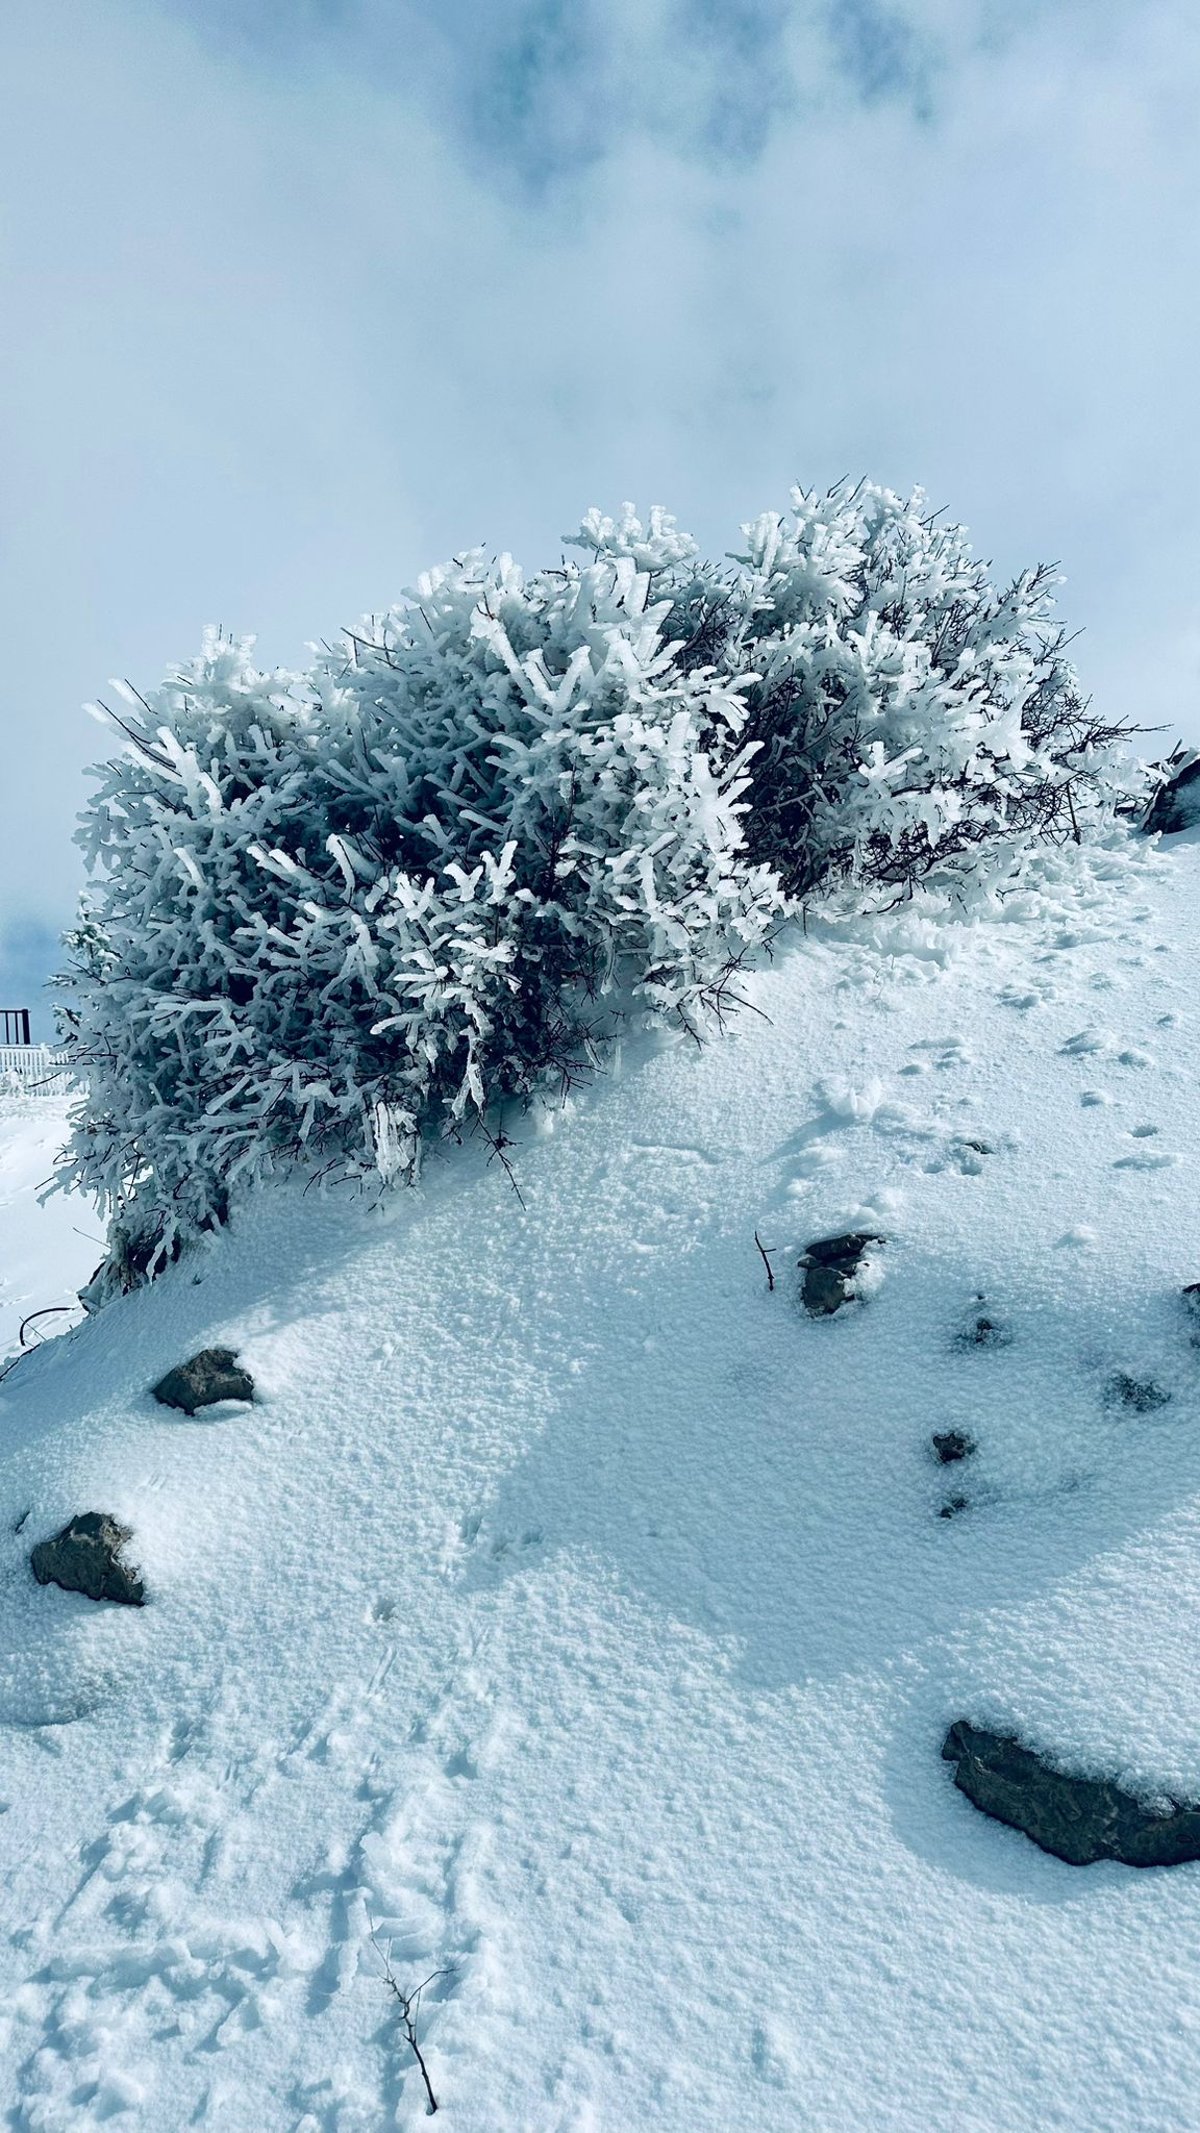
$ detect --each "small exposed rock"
[30,1512,145,1606]
[938,1493,970,1519]
[943,1719,1200,1866]
[932,1429,975,1465]
[1105,1372,1170,1414]
[799,1232,884,1317]
[153,1347,254,1416]
[970,1316,1009,1346]
[956,1297,1011,1349]
[1184,1284,1200,1343]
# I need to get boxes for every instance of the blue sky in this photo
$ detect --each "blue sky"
[3,0,1199,1028]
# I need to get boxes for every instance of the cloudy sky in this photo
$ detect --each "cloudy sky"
[3,0,1198,1024]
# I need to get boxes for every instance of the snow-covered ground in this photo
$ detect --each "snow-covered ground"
[0,1093,96,1371]
[3,831,1200,2130]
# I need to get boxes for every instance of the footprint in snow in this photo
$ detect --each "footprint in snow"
[8,1764,308,2116]
[1050,926,1119,950]
[788,1143,845,1183]
[1060,1028,1113,1057]
[917,1133,996,1177]
[908,1036,974,1071]
[490,1525,545,1559]
[872,1106,1000,1176]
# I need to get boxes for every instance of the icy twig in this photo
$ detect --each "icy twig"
[754,1231,778,1291]
[370,1930,450,2117]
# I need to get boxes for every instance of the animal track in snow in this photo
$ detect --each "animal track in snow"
[1060,1027,1114,1057]
[1061,1032,1155,1072]
[6,1767,310,2126]
[905,1036,973,1072]
[5,1657,503,2130]
[1047,924,1120,951]
[870,1104,1002,1177]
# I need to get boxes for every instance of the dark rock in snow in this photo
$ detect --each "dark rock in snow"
[942,1719,1200,1866]
[1183,1284,1200,1343]
[799,1232,884,1316]
[969,1315,1009,1346]
[1105,1372,1170,1414]
[1142,749,1200,836]
[31,1512,145,1606]
[152,1347,254,1416]
[932,1429,975,1465]
[956,1297,1011,1349]
[938,1493,970,1519]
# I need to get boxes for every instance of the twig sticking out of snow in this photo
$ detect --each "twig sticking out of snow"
[18,1304,75,1348]
[370,1929,451,2117]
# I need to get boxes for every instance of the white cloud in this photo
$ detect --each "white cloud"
[2,0,1198,1000]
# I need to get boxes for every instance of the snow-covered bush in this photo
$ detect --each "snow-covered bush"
[578,482,1140,900]
[57,560,780,1282]
[57,482,1139,1287]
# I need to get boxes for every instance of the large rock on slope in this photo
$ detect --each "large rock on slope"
[152,1347,254,1415]
[942,1719,1200,1867]
[799,1232,884,1316]
[30,1512,145,1606]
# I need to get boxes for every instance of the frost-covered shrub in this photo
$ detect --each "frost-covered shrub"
[57,558,780,1280]
[579,482,1140,900]
[57,481,1139,1286]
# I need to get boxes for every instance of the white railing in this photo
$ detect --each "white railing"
[0,1046,74,1099]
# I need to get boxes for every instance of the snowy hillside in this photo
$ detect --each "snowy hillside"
[4,830,1200,2130]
